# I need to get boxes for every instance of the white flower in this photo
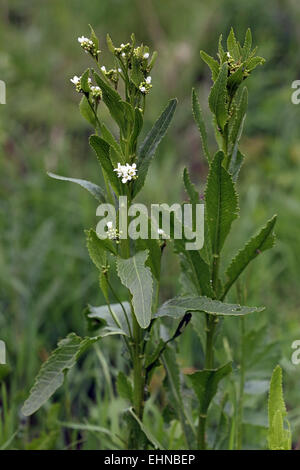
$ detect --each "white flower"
[143,52,149,59]
[139,86,146,93]
[122,52,126,58]
[145,76,152,84]
[101,66,106,72]
[227,52,231,58]
[106,221,113,229]
[88,77,92,84]
[114,162,137,184]
[120,43,125,48]
[78,36,89,44]
[70,75,81,85]
[118,68,122,73]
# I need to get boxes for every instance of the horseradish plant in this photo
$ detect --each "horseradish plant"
[22,27,277,450]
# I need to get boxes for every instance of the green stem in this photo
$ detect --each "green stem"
[237,316,245,449]
[197,413,207,450]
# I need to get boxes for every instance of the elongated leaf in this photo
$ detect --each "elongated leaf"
[187,362,232,414]
[229,87,248,158]
[227,28,240,61]
[116,250,153,328]
[79,95,97,127]
[200,51,220,81]
[191,89,211,162]
[133,99,177,197]
[208,63,228,131]
[155,296,264,320]
[86,301,132,336]
[242,28,252,60]
[205,151,239,256]
[268,366,291,450]
[22,333,100,416]
[93,72,125,132]
[183,167,199,205]
[47,172,105,203]
[223,215,277,298]
[100,123,124,162]
[128,408,164,450]
[89,135,121,194]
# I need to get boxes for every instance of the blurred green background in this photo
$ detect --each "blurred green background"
[1,0,300,449]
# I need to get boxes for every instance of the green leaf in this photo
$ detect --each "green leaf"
[133,99,177,197]
[100,123,124,162]
[47,172,105,203]
[89,134,121,194]
[200,51,220,81]
[183,167,199,205]
[116,250,153,328]
[79,95,97,127]
[268,365,292,450]
[80,69,91,93]
[191,89,211,162]
[106,33,115,53]
[229,87,248,151]
[242,28,252,60]
[229,150,245,182]
[22,333,100,416]
[86,302,132,336]
[205,151,239,256]
[155,296,265,320]
[223,215,277,298]
[93,72,125,133]
[186,362,232,414]
[129,107,143,154]
[128,407,164,450]
[227,28,239,61]
[116,371,133,402]
[89,24,99,53]
[175,249,213,298]
[208,63,228,131]
[246,56,265,72]
[86,229,117,272]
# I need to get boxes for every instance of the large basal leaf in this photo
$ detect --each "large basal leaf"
[86,301,132,336]
[205,151,239,255]
[192,88,211,162]
[89,135,121,194]
[155,296,264,320]
[268,365,291,450]
[223,215,277,298]
[47,172,105,203]
[22,333,100,416]
[116,250,153,328]
[186,362,232,414]
[132,99,177,197]
[208,63,228,131]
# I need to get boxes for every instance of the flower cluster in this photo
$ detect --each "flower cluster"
[78,36,100,57]
[139,76,152,94]
[106,221,122,242]
[70,75,92,92]
[114,42,131,60]
[114,163,137,184]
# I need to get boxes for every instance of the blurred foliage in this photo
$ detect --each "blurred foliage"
[0,0,300,449]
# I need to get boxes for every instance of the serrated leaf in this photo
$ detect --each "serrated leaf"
[228,87,248,165]
[116,250,153,328]
[183,167,199,205]
[246,56,265,72]
[205,151,239,257]
[128,407,164,450]
[186,362,232,414]
[89,134,121,194]
[47,172,105,202]
[155,296,265,320]
[132,99,177,197]
[200,51,220,81]
[242,28,252,60]
[191,89,211,162]
[268,365,292,450]
[116,371,133,402]
[208,63,228,131]
[79,95,97,127]
[227,28,239,61]
[229,150,245,182]
[223,215,277,298]
[106,33,115,53]
[22,333,100,416]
